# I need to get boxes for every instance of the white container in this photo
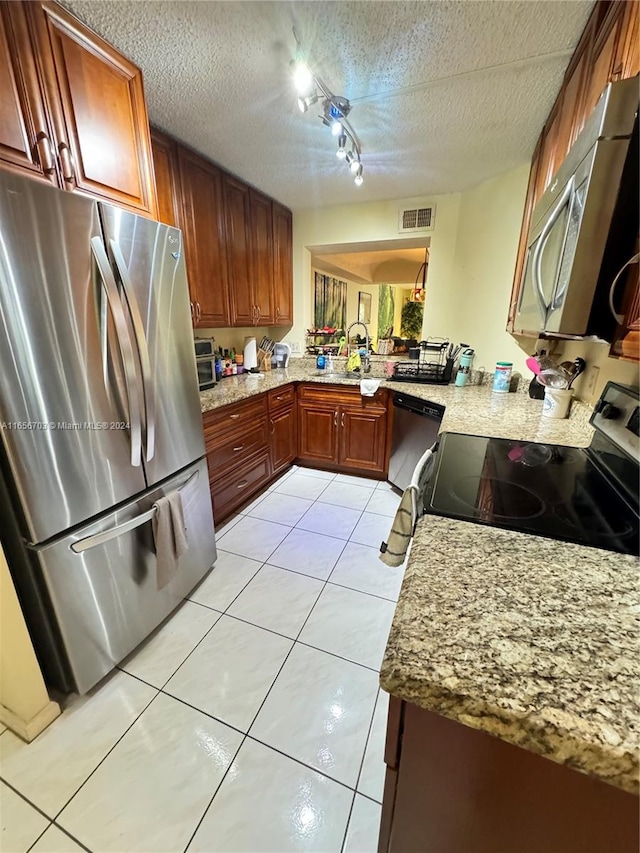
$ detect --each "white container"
[542,387,573,419]
[243,336,257,371]
[492,361,512,393]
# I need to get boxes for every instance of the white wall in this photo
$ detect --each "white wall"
[424,164,531,372]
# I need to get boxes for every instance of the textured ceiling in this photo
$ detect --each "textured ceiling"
[64,1,593,210]
[314,247,427,284]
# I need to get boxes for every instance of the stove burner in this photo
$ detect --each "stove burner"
[552,498,636,540]
[450,477,546,520]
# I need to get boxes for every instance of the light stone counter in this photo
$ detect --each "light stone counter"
[200,362,595,447]
[380,517,639,794]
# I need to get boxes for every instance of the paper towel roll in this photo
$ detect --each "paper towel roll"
[243,336,257,371]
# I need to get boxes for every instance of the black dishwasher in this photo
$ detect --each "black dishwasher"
[388,393,445,491]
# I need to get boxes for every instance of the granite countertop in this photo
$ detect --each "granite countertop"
[200,363,595,446]
[380,517,639,794]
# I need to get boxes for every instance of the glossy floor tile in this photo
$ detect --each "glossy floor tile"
[250,644,378,787]
[273,472,332,501]
[329,542,405,601]
[187,550,262,612]
[1,462,398,853]
[267,528,347,580]
[215,516,290,561]
[120,600,220,688]
[165,615,292,731]
[0,782,49,852]
[364,488,402,517]
[0,671,154,816]
[317,481,376,511]
[189,738,353,853]
[358,689,390,803]
[343,794,382,853]
[349,511,392,548]
[245,491,314,525]
[57,693,242,853]
[299,584,396,670]
[30,824,85,853]
[296,502,362,540]
[228,565,323,638]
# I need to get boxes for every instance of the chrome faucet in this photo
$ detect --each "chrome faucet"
[346,321,371,373]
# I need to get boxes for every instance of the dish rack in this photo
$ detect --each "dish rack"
[390,338,454,384]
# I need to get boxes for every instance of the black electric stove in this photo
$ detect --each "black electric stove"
[422,382,640,556]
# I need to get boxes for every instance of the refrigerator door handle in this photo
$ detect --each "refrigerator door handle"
[70,468,199,553]
[109,239,156,462]
[90,236,143,468]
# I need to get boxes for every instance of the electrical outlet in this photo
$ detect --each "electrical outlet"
[583,365,600,399]
[290,341,301,354]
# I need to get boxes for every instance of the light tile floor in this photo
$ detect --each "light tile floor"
[0,465,405,853]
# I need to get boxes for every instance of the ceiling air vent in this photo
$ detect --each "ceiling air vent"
[398,204,435,233]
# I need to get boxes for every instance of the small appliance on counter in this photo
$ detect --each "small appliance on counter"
[194,337,216,391]
[272,342,292,368]
[243,336,258,371]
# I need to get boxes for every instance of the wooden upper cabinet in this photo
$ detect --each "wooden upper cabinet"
[0,2,57,182]
[272,202,293,326]
[178,147,229,327]
[27,1,157,215]
[581,3,627,125]
[224,174,254,326]
[250,189,275,325]
[507,136,541,333]
[150,128,179,227]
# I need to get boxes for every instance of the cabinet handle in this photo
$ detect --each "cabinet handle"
[237,480,249,489]
[190,302,195,323]
[233,444,245,452]
[270,420,275,435]
[333,410,338,427]
[58,142,75,184]
[255,305,261,324]
[35,132,55,174]
[341,412,345,427]
[275,306,281,322]
[229,413,240,420]
[196,302,202,322]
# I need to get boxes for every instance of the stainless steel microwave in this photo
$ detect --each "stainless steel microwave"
[516,77,638,336]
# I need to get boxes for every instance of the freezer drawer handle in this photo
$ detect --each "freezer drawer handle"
[91,236,142,468]
[109,240,156,462]
[70,469,199,553]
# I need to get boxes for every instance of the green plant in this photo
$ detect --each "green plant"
[401,300,423,339]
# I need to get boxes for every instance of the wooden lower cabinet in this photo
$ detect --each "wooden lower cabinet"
[379,698,639,853]
[268,384,297,475]
[297,384,388,476]
[210,448,271,521]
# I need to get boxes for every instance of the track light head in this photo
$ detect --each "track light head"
[354,164,363,186]
[297,97,308,113]
[331,120,342,136]
[336,133,347,159]
[350,158,361,174]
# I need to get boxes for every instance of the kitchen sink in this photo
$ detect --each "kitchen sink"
[314,371,362,379]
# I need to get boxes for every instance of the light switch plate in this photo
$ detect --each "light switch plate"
[290,341,301,353]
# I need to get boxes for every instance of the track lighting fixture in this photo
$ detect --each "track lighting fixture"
[291,30,364,187]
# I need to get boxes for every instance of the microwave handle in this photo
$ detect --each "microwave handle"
[532,177,575,324]
[608,252,640,325]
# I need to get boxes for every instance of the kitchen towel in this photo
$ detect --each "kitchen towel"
[379,487,414,567]
[152,491,189,590]
[360,378,381,397]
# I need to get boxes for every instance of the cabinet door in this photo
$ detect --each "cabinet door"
[224,174,254,326]
[610,242,640,362]
[250,189,274,325]
[298,403,337,464]
[150,127,179,227]
[581,4,626,123]
[339,405,387,474]
[534,101,561,200]
[272,201,293,326]
[28,1,157,215]
[617,0,639,78]
[178,148,229,326]
[0,2,57,182]
[553,49,588,169]
[270,405,297,474]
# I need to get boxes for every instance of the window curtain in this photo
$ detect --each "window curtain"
[314,272,347,331]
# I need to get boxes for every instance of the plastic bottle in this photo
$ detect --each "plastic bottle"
[455,348,474,387]
[316,354,326,371]
[493,362,513,393]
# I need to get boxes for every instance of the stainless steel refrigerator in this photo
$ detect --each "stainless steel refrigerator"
[0,172,216,694]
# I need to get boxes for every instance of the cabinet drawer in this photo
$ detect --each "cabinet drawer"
[203,394,268,447]
[210,448,271,520]
[207,421,269,477]
[298,382,386,409]
[268,383,295,412]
